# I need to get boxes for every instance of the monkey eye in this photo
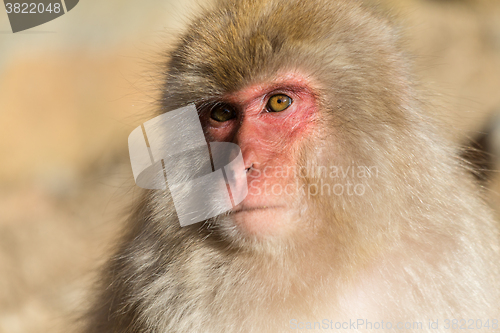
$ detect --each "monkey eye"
[266,94,292,112]
[210,104,237,122]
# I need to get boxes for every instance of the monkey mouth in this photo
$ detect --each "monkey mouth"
[230,206,284,214]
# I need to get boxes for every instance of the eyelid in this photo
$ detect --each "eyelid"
[265,90,293,100]
[264,84,306,99]
[202,102,236,118]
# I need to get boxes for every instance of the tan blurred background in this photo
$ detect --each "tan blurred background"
[1,0,500,332]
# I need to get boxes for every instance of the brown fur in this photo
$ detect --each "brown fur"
[84,0,500,332]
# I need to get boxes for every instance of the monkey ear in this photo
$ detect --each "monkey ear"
[461,109,500,182]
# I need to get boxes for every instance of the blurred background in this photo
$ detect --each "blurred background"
[0,0,499,332]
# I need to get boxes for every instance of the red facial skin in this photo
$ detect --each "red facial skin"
[201,73,319,237]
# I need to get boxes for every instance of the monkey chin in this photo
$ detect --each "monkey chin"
[217,203,299,243]
[232,206,288,235]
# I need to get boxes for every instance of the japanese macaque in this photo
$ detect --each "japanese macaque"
[84,0,500,332]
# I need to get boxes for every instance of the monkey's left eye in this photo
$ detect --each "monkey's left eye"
[210,104,237,122]
[266,94,292,112]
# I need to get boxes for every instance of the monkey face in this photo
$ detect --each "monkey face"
[198,72,319,238]
[161,0,411,245]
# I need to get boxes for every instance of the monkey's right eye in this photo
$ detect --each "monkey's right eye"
[266,94,292,112]
[210,104,237,122]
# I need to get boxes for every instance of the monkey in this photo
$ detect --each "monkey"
[83,0,500,332]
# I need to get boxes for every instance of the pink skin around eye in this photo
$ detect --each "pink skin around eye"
[203,72,319,237]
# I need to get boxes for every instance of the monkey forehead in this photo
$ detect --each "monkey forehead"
[222,71,318,104]
[169,0,403,93]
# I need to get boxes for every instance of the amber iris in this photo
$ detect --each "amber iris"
[210,104,237,122]
[267,94,292,112]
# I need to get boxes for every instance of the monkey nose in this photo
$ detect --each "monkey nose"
[245,163,254,174]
